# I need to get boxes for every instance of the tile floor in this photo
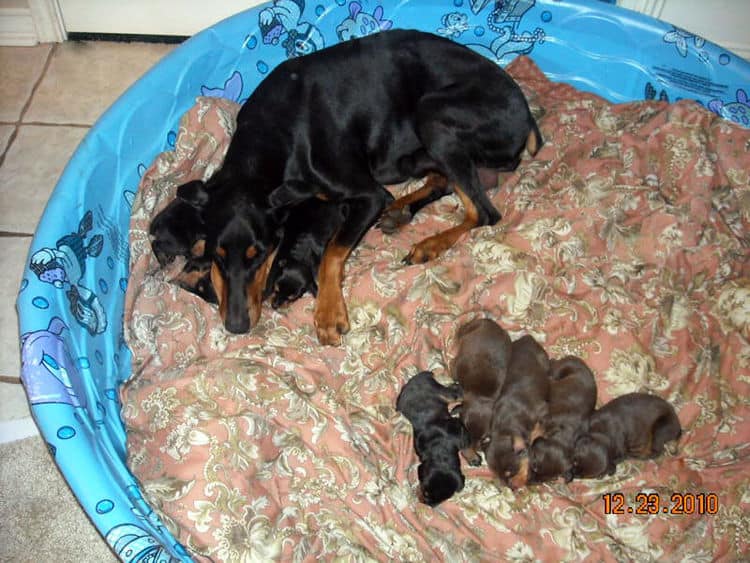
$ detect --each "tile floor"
[0,39,175,561]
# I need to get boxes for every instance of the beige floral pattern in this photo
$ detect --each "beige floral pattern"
[122,58,750,562]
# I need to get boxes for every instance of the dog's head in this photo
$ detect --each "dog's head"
[177,179,282,334]
[417,461,465,507]
[149,196,206,266]
[528,437,572,484]
[264,257,317,309]
[484,432,528,488]
[571,433,613,479]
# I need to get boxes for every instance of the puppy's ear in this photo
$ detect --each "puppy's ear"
[176,180,209,208]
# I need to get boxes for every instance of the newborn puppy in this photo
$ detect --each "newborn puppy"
[450,318,512,466]
[528,356,597,484]
[264,199,345,309]
[149,189,206,267]
[571,392,682,479]
[484,335,550,489]
[396,371,469,506]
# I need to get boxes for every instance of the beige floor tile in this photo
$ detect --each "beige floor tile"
[0,435,117,562]
[25,41,175,125]
[0,237,30,380]
[0,124,15,155]
[0,45,52,123]
[0,125,88,233]
[0,382,30,420]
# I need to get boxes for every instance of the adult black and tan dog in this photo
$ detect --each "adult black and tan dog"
[176,29,542,343]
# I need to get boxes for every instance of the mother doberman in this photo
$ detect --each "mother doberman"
[178,29,541,345]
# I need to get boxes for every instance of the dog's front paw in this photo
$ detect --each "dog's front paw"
[461,446,483,467]
[314,292,350,346]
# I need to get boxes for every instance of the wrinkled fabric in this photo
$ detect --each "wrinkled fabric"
[122,57,750,562]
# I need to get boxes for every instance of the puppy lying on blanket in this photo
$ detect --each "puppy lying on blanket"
[264,199,346,309]
[527,356,597,484]
[449,318,512,467]
[149,193,217,304]
[484,335,550,489]
[571,393,682,479]
[396,371,470,506]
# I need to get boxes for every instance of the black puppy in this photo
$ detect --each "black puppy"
[149,192,217,303]
[528,356,597,484]
[176,30,542,342]
[264,199,345,309]
[571,392,682,479]
[396,371,469,506]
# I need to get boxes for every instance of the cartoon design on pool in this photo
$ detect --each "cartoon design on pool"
[437,12,471,38]
[106,523,180,563]
[336,2,393,41]
[29,210,107,336]
[20,317,87,408]
[259,0,325,57]
[201,71,244,103]
[463,0,545,63]
[708,88,750,126]
[663,26,706,58]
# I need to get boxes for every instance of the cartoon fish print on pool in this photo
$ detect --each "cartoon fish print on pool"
[259,0,325,58]
[462,0,544,64]
[29,210,107,335]
[20,317,87,408]
[708,89,750,127]
[201,70,244,103]
[336,2,393,41]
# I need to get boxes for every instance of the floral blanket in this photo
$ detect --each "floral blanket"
[122,56,750,562]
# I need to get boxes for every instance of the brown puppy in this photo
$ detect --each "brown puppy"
[571,392,682,479]
[450,318,512,466]
[527,356,597,484]
[484,335,550,488]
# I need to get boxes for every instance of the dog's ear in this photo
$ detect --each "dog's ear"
[268,180,313,209]
[176,180,209,208]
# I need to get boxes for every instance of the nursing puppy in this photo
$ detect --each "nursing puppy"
[528,356,597,484]
[571,392,682,479]
[450,318,512,466]
[264,199,346,309]
[484,335,550,488]
[396,371,469,506]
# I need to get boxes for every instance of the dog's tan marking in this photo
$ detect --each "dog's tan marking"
[526,128,541,156]
[405,184,479,264]
[245,246,258,259]
[314,242,352,346]
[509,455,530,489]
[246,249,276,326]
[174,267,207,288]
[216,246,227,258]
[190,239,206,257]
[530,421,545,443]
[512,434,526,453]
[385,173,448,213]
[211,261,227,322]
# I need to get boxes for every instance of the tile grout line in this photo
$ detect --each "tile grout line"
[0,43,58,168]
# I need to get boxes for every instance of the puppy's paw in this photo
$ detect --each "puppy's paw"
[461,447,483,467]
[377,206,412,234]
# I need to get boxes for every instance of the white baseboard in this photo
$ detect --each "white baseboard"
[0,7,37,46]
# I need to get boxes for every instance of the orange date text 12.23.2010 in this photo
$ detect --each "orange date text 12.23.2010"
[602,492,719,515]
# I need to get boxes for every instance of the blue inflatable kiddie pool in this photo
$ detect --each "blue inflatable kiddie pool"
[16,0,750,560]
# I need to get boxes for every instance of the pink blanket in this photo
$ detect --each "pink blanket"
[122,57,750,561]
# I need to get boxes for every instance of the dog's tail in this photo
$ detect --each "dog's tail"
[525,119,543,156]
